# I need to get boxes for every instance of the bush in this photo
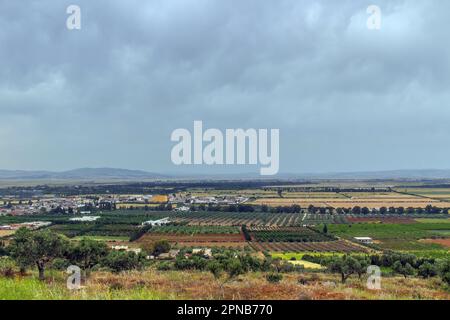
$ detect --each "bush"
[52,258,71,271]
[418,262,438,278]
[151,240,171,257]
[129,224,152,242]
[157,261,173,271]
[266,272,283,283]
[392,261,415,278]
[0,257,15,277]
[439,260,450,286]
[0,241,8,256]
[103,251,145,273]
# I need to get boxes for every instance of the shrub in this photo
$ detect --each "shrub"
[151,240,171,257]
[52,258,71,271]
[439,260,450,286]
[0,257,15,277]
[266,272,283,283]
[157,261,173,271]
[129,224,152,242]
[103,251,145,273]
[418,262,438,279]
[392,261,415,278]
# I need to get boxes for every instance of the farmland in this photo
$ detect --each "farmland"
[171,211,305,226]
[148,225,240,234]
[249,190,450,209]
[326,219,450,251]
[137,233,245,244]
[248,226,335,242]
[249,240,368,253]
[2,181,450,301]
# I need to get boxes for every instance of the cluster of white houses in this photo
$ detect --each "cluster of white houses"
[169,194,249,205]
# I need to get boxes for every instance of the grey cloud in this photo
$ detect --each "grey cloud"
[0,0,449,173]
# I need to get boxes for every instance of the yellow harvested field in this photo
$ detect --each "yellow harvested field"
[0,230,15,237]
[250,191,450,209]
[288,260,324,269]
[116,203,161,209]
[325,201,450,209]
[151,195,168,203]
[250,199,328,207]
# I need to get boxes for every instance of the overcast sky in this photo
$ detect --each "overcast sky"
[0,0,449,174]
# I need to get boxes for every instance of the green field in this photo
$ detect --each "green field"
[327,222,450,239]
[415,218,450,224]
[49,224,139,238]
[0,276,175,300]
[326,222,450,251]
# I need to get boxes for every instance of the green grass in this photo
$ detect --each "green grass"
[327,222,450,240]
[0,276,177,300]
[403,250,450,260]
[415,218,450,224]
[0,277,71,300]
[327,222,450,251]
[378,239,445,251]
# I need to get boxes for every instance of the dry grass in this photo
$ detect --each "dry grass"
[2,269,450,300]
[0,230,15,237]
[249,191,450,209]
[81,271,450,300]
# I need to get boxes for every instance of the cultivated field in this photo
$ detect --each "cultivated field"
[249,190,450,209]
[250,240,367,253]
[248,226,335,242]
[172,212,305,227]
[137,233,245,244]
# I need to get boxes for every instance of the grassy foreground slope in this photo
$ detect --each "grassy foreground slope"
[1,270,450,300]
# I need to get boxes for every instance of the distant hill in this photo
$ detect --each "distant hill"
[0,168,168,180]
[2,168,450,181]
[290,169,450,180]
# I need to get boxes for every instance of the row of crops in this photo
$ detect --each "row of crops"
[250,240,367,253]
[172,211,307,226]
[302,213,348,225]
[248,227,335,242]
[149,225,240,234]
[49,223,138,238]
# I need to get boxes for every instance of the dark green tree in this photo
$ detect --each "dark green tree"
[67,238,109,278]
[9,228,68,280]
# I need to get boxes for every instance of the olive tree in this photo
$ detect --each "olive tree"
[67,238,109,279]
[9,228,69,280]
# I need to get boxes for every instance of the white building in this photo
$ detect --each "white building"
[175,206,190,212]
[142,217,170,226]
[69,216,101,222]
[354,237,373,244]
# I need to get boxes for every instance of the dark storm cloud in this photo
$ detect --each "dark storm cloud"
[0,0,449,173]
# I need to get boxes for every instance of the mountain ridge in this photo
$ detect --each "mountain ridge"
[0,168,167,180]
[2,168,450,180]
